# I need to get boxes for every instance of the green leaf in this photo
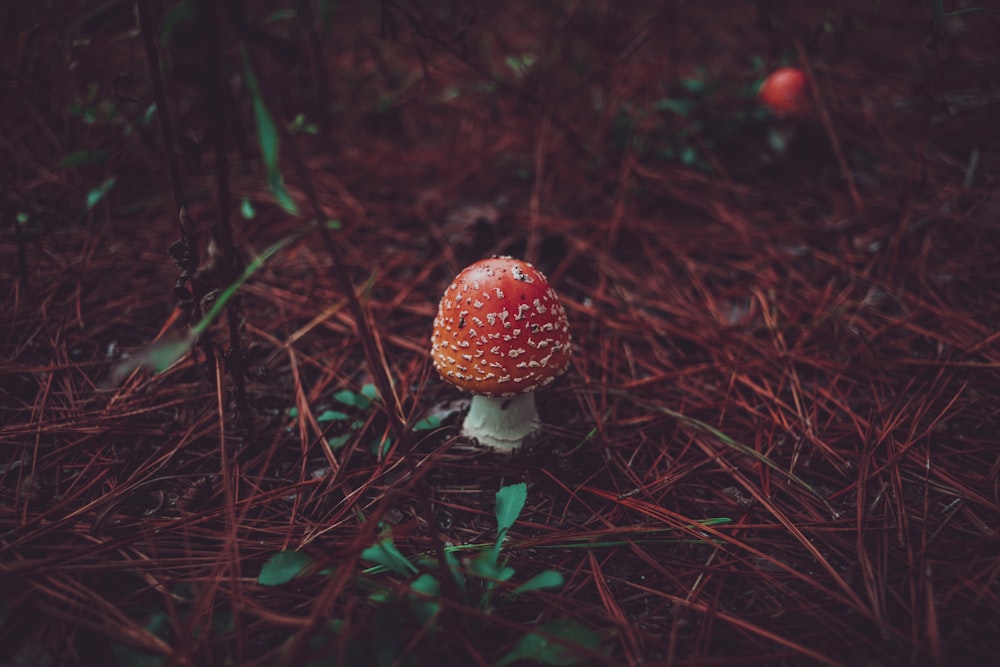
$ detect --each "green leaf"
[60,149,109,166]
[110,332,196,384]
[86,176,117,209]
[362,533,417,577]
[327,434,351,449]
[470,551,515,582]
[240,197,256,220]
[361,384,379,402]
[511,569,564,595]
[258,550,314,586]
[368,588,391,604]
[407,573,441,626]
[679,76,709,94]
[266,8,297,21]
[333,389,372,410]
[767,127,790,152]
[444,549,467,594]
[653,97,698,117]
[495,483,527,534]
[412,415,441,431]
[242,50,298,215]
[490,482,528,565]
[371,434,392,457]
[317,409,350,423]
[493,619,601,667]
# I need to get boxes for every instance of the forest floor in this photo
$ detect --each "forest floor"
[2,2,1000,665]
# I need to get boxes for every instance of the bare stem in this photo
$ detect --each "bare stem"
[463,392,539,453]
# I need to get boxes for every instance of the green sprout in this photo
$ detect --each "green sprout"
[112,230,306,383]
[291,384,439,455]
[504,53,537,79]
[257,483,609,666]
[288,113,319,135]
[242,48,298,215]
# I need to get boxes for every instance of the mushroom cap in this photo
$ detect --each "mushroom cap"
[431,256,572,397]
[758,66,809,117]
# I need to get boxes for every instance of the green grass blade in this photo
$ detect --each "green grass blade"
[241,48,298,215]
[610,389,831,509]
[85,176,117,210]
[257,550,314,586]
[112,230,305,382]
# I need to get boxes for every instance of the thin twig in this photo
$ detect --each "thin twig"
[200,0,250,429]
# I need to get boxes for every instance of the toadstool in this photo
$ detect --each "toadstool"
[758,66,810,118]
[430,256,572,452]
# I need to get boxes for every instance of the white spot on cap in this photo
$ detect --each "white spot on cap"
[511,265,534,283]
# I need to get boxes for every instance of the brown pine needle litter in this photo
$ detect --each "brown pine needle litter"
[2,2,999,666]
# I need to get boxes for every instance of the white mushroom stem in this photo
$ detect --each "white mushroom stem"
[462,392,539,453]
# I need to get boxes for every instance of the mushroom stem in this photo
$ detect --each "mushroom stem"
[462,392,539,453]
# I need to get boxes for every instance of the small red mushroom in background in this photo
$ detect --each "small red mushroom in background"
[758,66,810,118]
[430,256,572,452]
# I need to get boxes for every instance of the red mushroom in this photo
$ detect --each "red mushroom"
[758,66,810,118]
[430,256,572,452]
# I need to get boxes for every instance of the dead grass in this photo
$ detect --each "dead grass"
[2,1,1000,665]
